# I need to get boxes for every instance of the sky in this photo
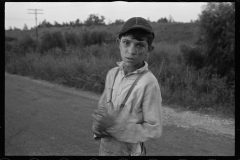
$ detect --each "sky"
[5,2,207,30]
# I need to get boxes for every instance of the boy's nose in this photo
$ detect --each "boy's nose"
[128,45,137,55]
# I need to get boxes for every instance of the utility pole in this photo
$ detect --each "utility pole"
[28,9,43,52]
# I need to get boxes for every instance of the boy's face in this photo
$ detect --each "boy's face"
[117,35,154,69]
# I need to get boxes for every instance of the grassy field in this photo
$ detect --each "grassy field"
[5,22,235,118]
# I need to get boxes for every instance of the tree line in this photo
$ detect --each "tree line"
[8,14,185,31]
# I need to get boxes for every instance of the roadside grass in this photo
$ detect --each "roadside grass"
[5,44,120,94]
[5,45,234,118]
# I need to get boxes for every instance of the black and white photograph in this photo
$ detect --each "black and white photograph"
[4,2,235,156]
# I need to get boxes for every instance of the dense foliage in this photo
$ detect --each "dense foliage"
[197,2,235,86]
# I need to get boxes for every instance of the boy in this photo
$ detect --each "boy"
[92,17,163,156]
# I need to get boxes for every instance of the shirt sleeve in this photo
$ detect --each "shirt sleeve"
[106,81,163,143]
[92,70,112,138]
[97,70,112,110]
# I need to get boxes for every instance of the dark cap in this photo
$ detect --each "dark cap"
[119,17,154,38]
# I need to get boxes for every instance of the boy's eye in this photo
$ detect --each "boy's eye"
[123,41,130,45]
[137,44,146,49]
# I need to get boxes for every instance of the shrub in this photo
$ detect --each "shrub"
[180,44,205,70]
[39,30,66,53]
[5,36,17,42]
[18,34,37,55]
[80,29,113,47]
[197,2,235,86]
[5,41,14,52]
[5,43,12,51]
[64,31,79,46]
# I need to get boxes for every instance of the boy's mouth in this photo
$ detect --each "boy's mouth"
[126,57,134,61]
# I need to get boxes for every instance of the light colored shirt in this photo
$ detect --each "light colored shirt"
[97,61,163,155]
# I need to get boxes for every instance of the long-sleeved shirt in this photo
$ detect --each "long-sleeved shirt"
[97,61,163,143]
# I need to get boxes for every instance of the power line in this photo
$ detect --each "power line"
[28,9,44,52]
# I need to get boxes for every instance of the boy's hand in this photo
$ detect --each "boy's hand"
[92,121,106,134]
[93,130,111,138]
[92,109,115,130]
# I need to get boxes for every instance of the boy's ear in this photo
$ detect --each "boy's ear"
[148,45,154,52]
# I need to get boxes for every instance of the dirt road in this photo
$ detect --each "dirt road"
[5,73,235,156]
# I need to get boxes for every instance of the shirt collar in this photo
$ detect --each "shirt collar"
[116,61,149,75]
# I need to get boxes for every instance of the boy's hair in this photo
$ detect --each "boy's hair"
[119,28,154,46]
